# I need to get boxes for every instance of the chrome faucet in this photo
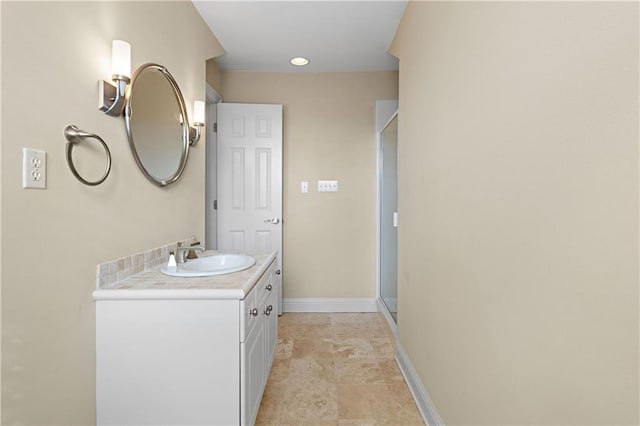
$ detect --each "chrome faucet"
[175,246,205,263]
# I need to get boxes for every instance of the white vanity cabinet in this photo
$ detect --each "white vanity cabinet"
[240,259,278,425]
[94,255,278,426]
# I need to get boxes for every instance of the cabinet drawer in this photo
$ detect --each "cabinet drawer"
[256,261,277,306]
[240,259,277,343]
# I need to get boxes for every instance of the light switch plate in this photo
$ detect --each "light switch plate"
[301,181,308,193]
[22,148,46,189]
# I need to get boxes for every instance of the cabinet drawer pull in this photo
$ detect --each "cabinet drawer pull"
[265,284,273,291]
[263,305,273,316]
[249,308,259,317]
[275,270,281,275]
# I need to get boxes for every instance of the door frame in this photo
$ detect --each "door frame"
[216,103,284,315]
[205,84,222,249]
[375,100,399,333]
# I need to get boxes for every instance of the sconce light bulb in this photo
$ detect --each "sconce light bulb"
[111,40,131,79]
[193,100,205,125]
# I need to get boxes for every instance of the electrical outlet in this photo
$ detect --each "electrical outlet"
[318,180,339,192]
[22,148,46,189]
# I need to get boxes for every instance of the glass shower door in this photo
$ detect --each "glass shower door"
[380,115,398,323]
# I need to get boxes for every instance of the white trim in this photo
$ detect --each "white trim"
[376,99,399,133]
[376,298,397,334]
[396,341,445,426]
[282,298,377,313]
[205,84,221,250]
[206,84,222,104]
[382,297,397,312]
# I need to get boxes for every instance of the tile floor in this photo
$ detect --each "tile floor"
[255,312,424,425]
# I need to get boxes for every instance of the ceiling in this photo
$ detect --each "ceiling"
[192,1,408,72]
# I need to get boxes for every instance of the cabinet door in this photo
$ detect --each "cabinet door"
[97,300,240,426]
[241,314,265,426]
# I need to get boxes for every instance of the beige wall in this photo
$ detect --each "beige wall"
[390,2,638,424]
[222,71,398,298]
[1,2,222,424]
[0,3,3,422]
[206,58,224,96]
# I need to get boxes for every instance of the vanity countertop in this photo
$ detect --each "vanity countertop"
[93,250,277,301]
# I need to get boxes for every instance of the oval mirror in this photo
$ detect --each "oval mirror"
[124,63,190,186]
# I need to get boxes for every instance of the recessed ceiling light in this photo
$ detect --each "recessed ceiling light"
[290,57,310,67]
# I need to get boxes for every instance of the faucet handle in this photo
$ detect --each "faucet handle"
[186,246,205,260]
[176,245,205,262]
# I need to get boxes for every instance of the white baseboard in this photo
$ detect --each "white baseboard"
[376,298,397,334]
[282,298,378,313]
[395,341,445,426]
[381,297,397,312]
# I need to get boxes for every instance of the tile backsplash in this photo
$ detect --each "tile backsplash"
[96,236,198,288]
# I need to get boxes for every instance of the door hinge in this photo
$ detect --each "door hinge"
[213,122,218,133]
[213,200,217,210]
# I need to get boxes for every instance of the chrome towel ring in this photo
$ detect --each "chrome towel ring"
[64,125,112,186]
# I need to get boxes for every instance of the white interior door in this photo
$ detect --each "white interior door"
[217,103,283,260]
[205,91,220,249]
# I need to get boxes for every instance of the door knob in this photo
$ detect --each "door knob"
[264,218,280,224]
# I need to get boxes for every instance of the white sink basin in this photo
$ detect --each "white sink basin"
[160,254,256,277]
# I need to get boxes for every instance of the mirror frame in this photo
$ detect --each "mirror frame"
[124,63,190,186]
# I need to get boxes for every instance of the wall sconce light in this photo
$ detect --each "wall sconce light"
[189,100,205,146]
[98,40,131,116]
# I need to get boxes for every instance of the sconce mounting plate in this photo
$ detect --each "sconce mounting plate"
[98,80,117,112]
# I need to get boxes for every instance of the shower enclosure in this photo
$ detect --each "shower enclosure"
[380,114,398,323]
[376,100,398,329]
